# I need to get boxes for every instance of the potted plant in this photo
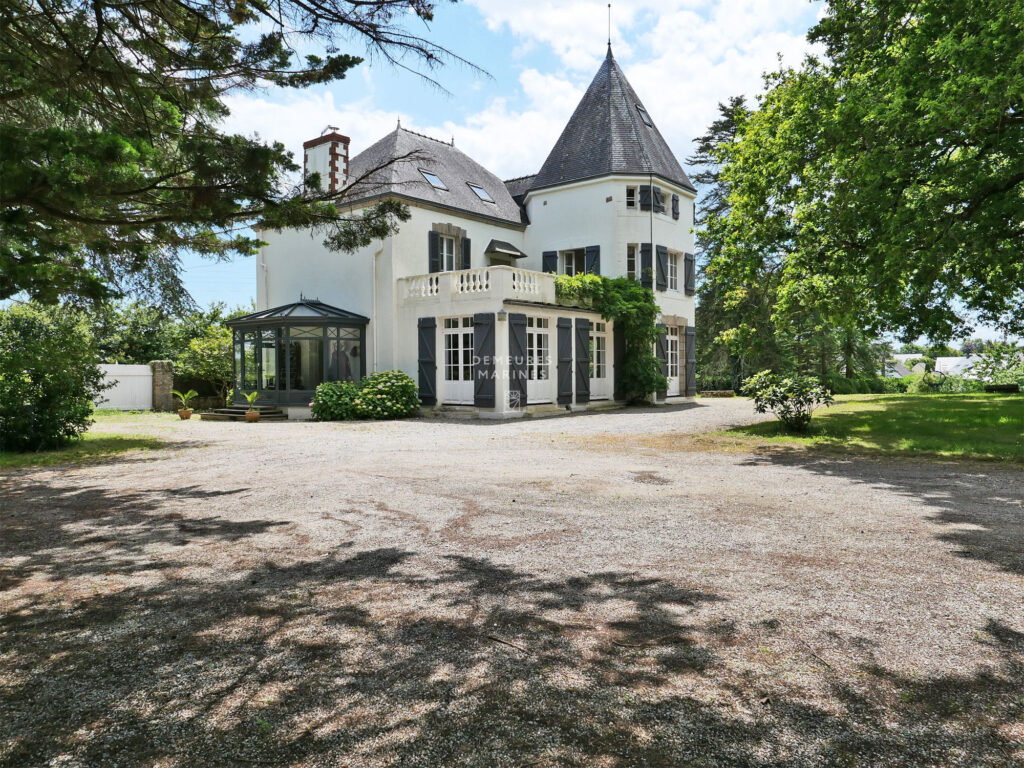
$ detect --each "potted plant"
[172,388,199,420]
[243,390,260,422]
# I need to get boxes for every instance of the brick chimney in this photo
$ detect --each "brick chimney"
[303,128,350,195]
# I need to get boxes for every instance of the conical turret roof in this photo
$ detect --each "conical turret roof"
[531,47,694,193]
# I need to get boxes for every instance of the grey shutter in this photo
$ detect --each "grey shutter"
[473,312,495,408]
[684,252,696,296]
[655,324,668,399]
[508,313,528,407]
[542,250,558,274]
[655,245,669,291]
[612,322,626,401]
[653,186,665,213]
[584,245,600,275]
[428,231,441,273]
[574,318,591,404]
[461,238,472,270]
[640,243,653,289]
[672,194,680,220]
[417,317,436,405]
[685,326,697,397]
[556,317,573,405]
[639,185,652,211]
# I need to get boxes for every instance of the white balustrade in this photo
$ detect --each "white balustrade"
[399,265,556,305]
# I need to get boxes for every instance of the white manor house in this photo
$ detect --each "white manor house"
[229,48,697,418]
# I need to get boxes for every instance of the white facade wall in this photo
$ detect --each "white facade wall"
[97,364,153,410]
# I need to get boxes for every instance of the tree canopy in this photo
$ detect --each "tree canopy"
[0,0,464,309]
[709,0,1024,342]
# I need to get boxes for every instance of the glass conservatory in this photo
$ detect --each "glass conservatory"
[226,300,368,405]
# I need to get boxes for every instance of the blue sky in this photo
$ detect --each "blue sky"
[184,0,824,309]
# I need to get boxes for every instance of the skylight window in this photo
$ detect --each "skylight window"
[467,183,495,203]
[419,169,448,190]
[636,105,653,127]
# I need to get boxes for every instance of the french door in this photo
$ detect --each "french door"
[589,321,610,400]
[666,326,681,396]
[442,316,474,404]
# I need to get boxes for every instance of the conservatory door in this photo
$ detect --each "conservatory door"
[442,316,474,404]
[666,326,681,396]
[589,321,610,400]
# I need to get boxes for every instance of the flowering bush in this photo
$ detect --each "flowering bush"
[742,371,834,432]
[311,370,419,421]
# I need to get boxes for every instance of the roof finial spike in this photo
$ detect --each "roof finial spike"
[396,117,401,130]
[451,135,455,147]
[608,3,612,49]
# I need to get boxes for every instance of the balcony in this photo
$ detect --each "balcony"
[399,265,556,306]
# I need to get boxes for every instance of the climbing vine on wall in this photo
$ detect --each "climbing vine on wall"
[555,274,667,402]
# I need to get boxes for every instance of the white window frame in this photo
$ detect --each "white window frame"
[443,316,474,383]
[590,322,607,379]
[561,249,586,276]
[668,252,679,291]
[626,186,637,209]
[626,244,638,281]
[667,327,680,379]
[526,317,550,384]
[439,235,456,272]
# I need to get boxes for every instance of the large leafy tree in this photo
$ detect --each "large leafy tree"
[0,0,465,309]
[716,0,1024,341]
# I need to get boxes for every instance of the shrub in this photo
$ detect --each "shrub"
[176,325,233,403]
[934,375,985,394]
[880,377,909,393]
[312,371,419,421]
[742,371,834,432]
[0,303,107,451]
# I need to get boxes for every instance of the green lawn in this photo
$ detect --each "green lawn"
[0,409,172,469]
[723,393,1024,464]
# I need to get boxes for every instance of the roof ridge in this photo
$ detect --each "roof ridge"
[503,174,537,183]
[398,126,454,148]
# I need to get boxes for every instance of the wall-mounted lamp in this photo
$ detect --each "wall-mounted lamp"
[496,309,508,322]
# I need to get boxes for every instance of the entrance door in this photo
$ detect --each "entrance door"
[666,326,681,396]
[442,316,474,404]
[589,321,610,400]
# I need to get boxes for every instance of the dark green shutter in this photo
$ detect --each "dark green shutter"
[672,194,680,220]
[428,231,441,273]
[640,243,653,289]
[574,318,591,404]
[655,245,668,291]
[584,245,600,275]
[542,251,558,273]
[685,326,697,397]
[639,185,652,211]
[613,322,626,401]
[461,238,472,270]
[655,324,668,399]
[473,313,495,407]
[684,252,696,295]
[557,317,573,405]
[509,313,528,407]
[653,186,664,213]
[417,317,436,405]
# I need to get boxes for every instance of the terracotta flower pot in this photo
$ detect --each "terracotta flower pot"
[245,411,260,423]
[178,409,193,420]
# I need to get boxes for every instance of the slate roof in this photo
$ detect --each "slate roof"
[503,174,538,202]
[344,127,524,226]
[531,47,694,193]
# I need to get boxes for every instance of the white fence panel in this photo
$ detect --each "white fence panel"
[98,364,153,410]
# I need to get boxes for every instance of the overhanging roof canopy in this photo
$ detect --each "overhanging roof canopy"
[227,299,368,328]
[485,239,528,259]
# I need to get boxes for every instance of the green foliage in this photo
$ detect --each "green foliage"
[312,371,419,421]
[741,371,835,432]
[242,391,260,412]
[972,344,1024,385]
[89,301,234,364]
[880,377,909,394]
[555,274,666,402]
[0,1,464,308]
[176,326,233,401]
[172,389,199,410]
[0,303,106,451]
[933,375,986,394]
[710,0,1024,340]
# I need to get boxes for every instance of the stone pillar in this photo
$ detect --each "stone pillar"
[149,360,174,411]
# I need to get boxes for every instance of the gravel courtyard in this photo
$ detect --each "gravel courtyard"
[2,399,1022,767]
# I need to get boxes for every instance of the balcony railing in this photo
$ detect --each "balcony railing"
[400,265,556,305]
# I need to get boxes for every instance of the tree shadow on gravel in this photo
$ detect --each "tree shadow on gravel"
[2,538,1022,767]
[734,451,1024,576]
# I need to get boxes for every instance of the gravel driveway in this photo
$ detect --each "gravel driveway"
[2,399,1022,767]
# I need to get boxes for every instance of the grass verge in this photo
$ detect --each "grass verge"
[720,393,1023,464]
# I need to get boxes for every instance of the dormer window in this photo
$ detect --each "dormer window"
[419,169,448,190]
[636,105,653,127]
[467,182,495,203]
